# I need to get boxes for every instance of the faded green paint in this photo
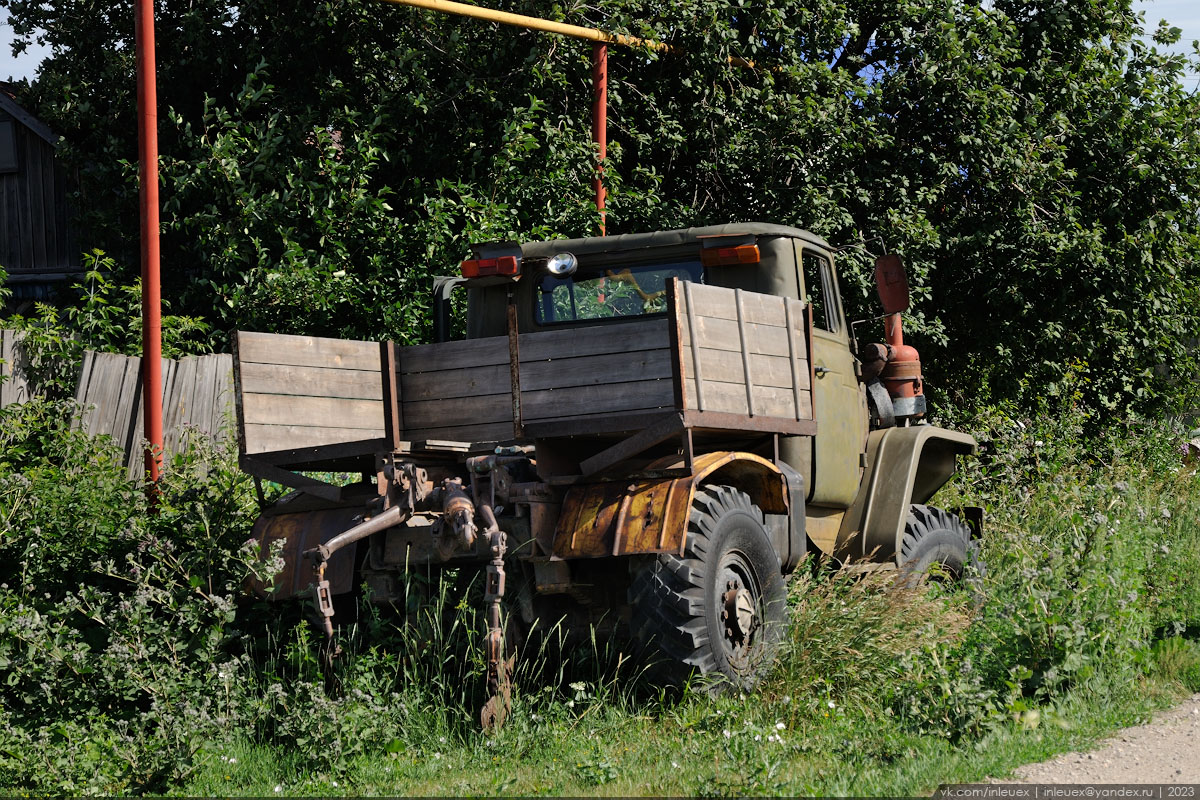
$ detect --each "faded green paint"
[835,425,978,563]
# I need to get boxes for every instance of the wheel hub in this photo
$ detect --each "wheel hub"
[721,578,758,648]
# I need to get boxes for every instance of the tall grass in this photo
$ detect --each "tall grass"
[1,394,1198,794]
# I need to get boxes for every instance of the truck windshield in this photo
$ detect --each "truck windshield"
[535,260,703,325]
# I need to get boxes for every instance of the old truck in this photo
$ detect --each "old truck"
[232,222,980,727]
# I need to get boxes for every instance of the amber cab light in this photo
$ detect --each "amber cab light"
[461,255,520,279]
[700,244,760,267]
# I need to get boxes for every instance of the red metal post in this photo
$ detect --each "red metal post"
[592,42,607,235]
[135,0,163,485]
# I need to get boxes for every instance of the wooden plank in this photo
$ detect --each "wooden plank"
[682,281,706,411]
[243,423,387,454]
[381,341,403,450]
[194,355,222,440]
[241,393,384,429]
[235,330,382,371]
[668,280,686,410]
[400,335,509,374]
[90,352,132,438]
[214,355,235,442]
[522,410,677,439]
[683,378,808,420]
[120,355,147,463]
[232,333,249,455]
[25,131,47,269]
[785,299,803,420]
[400,364,510,402]
[520,349,673,392]
[70,348,95,427]
[126,358,146,478]
[163,356,188,457]
[240,456,344,502]
[401,420,518,445]
[679,314,796,358]
[682,409,816,437]
[522,379,675,422]
[682,349,809,391]
[1,329,25,407]
[519,318,670,361]
[579,412,685,476]
[239,361,384,400]
[246,437,387,468]
[686,282,789,327]
[401,393,514,430]
[734,288,755,416]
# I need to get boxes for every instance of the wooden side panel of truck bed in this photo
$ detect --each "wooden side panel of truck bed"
[232,280,815,469]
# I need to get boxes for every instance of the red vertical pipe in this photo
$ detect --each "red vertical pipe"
[592,42,607,235]
[135,0,163,485]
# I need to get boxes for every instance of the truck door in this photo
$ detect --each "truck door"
[801,248,868,507]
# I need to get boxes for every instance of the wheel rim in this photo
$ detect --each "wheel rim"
[717,548,761,663]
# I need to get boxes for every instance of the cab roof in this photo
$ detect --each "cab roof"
[517,223,833,260]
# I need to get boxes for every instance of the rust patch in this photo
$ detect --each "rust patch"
[552,451,791,560]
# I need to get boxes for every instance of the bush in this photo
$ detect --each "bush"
[1,376,1198,791]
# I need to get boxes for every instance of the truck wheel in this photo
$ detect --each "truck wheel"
[628,485,787,690]
[899,505,982,586]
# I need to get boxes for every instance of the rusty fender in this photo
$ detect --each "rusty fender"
[551,451,793,561]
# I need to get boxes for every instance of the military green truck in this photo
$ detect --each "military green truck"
[232,222,981,728]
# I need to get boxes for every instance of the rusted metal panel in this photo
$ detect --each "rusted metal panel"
[552,451,791,559]
[248,507,361,599]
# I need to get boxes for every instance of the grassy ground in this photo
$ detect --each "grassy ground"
[3,401,1199,796]
[176,618,1188,797]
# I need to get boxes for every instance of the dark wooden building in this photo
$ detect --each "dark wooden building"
[0,90,80,300]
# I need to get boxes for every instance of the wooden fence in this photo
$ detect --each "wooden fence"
[1,330,233,476]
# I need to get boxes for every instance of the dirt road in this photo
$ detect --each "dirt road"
[1003,693,1200,783]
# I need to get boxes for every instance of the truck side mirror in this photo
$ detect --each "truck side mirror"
[432,275,467,343]
[874,253,909,315]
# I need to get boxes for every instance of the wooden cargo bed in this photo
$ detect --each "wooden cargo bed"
[234,280,815,473]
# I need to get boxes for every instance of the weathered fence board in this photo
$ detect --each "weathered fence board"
[2,331,233,476]
[0,329,31,407]
[71,349,234,477]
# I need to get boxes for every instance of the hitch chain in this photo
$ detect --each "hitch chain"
[480,520,511,731]
[484,524,508,693]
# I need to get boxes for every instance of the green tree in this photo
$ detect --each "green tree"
[4,0,1198,411]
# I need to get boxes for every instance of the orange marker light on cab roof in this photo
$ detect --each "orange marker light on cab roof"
[461,255,520,279]
[700,244,760,268]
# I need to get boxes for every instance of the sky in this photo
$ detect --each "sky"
[1137,0,1200,88]
[0,10,50,83]
[2,2,1198,84]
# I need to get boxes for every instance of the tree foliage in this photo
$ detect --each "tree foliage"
[3,0,1198,410]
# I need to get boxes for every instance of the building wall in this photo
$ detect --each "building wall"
[0,107,78,282]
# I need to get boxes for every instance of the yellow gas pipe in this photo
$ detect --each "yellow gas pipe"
[378,0,672,52]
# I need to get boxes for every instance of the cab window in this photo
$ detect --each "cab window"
[535,260,703,325]
[802,251,840,333]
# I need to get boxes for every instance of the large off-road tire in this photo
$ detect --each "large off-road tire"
[898,504,983,586]
[628,485,787,690]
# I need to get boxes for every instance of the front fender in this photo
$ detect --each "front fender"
[551,451,794,561]
[835,425,977,563]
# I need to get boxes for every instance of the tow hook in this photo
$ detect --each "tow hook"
[313,560,341,659]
